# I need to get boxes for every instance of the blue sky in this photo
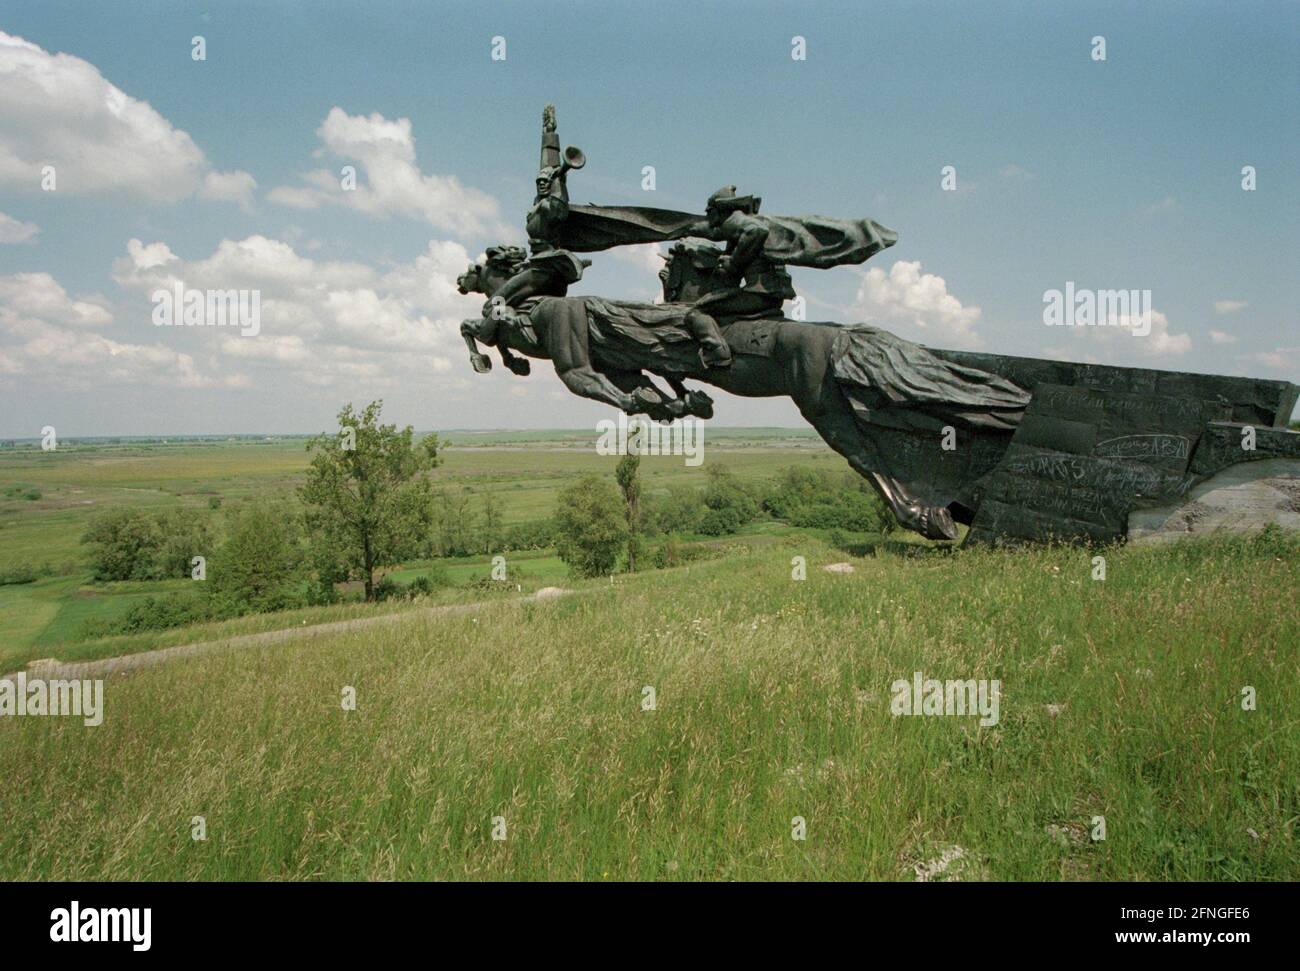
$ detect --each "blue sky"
[0,0,1295,436]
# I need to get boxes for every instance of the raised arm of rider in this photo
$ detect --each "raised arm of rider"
[686,218,719,239]
[723,213,769,277]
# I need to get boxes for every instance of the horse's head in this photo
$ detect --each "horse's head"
[456,263,486,297]
[661,240,726,303]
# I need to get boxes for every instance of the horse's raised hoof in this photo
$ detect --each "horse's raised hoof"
[684,390,714,419]
[631,387,675,421]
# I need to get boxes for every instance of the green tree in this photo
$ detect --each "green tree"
[81,508,164,581]
[432,489,476,557]
[206,501,303,613]
[154,507,216,579]
[763,466,894,534]
[300,401,439,601]
[648,485,705,535]
[553,474,627,578]
[614,454,643,571]
[480,490,503,554]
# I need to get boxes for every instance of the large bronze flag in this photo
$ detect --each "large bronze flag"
[558,205,701,252]
[752,214,898,269]
[559,205,898,269]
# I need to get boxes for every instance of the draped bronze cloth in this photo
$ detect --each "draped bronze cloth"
[742,215,898,269]
[579,298,1030,431]
[559,206,700,252]
[830,327,1029,432]
[558,206,899,270]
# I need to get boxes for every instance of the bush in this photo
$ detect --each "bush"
[82,505,220,581]
[501,519,558,552]
[764,466,894,535]
[121,595,205,631]
[0,564,38,586]
[373,576,403,601]
[376,566,452,600]
[761,465,824,520]
[81,594,211,638]
[430,490,477,557]
[647,486,705,535]
[651,535,721,569]
[153,508,216,580]
[305,575,341,606]
[698,466,761,536]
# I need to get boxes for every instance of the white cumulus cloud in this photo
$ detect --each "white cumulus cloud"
[0,273,111,328]
[267,107,509,236]
[1044,308,1191,362]
[1213,299,1248,315]
[0,271,234,390]
[199,170,258,213]
[0,211,39,244]
[852,260,983,348]
[0,31,254,205]
[111,234,482,390]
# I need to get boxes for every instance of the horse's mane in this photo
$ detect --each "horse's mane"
[484,245,527,276]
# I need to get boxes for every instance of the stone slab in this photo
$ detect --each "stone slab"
[1128,458,1300,544]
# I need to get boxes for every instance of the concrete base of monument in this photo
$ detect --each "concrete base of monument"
[1127,457,1300,545]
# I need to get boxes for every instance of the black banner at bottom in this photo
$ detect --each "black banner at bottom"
[0,881,1282,956]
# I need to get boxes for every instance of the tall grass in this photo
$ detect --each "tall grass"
[1,533,1295,880]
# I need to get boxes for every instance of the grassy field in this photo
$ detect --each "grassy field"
[1,532,1295,881]
[0,430,828,570]
[0,431,835,668]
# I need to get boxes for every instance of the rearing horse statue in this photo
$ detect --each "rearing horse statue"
[458,246,1032,541]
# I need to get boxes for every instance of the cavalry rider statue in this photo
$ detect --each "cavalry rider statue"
[480,105,591,318]
[678,185,798,368]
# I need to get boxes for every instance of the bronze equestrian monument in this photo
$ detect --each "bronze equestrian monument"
[459,107,1299,546]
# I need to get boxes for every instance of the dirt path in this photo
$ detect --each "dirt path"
[10,588,571,682]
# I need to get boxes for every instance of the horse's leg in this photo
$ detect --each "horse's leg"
[461,322,493,373]
[537,299,639,413]
[606,369,674,401]
[604,369,685,421]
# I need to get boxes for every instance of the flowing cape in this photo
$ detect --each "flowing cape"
[581,297,699,374]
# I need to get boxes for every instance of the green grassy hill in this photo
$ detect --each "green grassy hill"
[0,435,843,665]
[3,533,1295,881]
